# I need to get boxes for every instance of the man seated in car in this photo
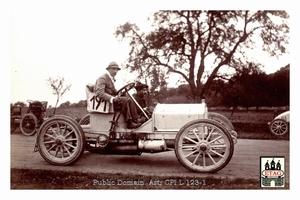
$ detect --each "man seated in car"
[132,82,154,120]
[94,61,144,129]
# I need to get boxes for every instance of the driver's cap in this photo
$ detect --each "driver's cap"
[106,61,121,70]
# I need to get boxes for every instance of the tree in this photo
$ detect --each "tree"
[59,101,71,108]
[115,10,289,102]
[46,76,72,114]
[76,100,87,107]
[149,67,167,93]
[220,63,289,112]
[267,64,289,106]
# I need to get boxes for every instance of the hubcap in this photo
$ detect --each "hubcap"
[198,142,210,152]
[199,144,207,151]
[276,125,282,129]
[55,136,65,145]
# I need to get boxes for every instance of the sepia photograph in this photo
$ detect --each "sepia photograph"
[6,0,295,197]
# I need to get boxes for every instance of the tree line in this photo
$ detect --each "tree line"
[152,64,289,109]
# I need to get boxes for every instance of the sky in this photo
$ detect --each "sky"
[7,1,292,107]
[9,1,159,106]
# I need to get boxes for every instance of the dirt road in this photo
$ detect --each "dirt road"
[10,132,289,184]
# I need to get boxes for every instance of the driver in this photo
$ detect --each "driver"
[94,61,143,129]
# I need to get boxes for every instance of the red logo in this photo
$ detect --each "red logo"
[262,170,284,177]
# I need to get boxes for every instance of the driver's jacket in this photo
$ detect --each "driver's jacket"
[94,72,117,103]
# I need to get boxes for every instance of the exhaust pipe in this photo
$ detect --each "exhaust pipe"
[93,139,168,155]
[138,140,167,153]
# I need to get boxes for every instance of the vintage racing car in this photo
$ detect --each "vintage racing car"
[268,110,290,136]
[11,100,48,136]
[20,100,48,136]
[35,82,237,173]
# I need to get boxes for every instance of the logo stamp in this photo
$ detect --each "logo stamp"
[260,156,285,187]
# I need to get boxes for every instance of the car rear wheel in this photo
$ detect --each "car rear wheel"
[269,119,289,136]
[175,119,234,173]
[37,115,85,165]
[208,112,234,130]
[79,114,90,125]
[208,112,237,144]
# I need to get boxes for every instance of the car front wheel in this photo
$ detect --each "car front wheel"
[175,119,234,173]
[269,119,289,136]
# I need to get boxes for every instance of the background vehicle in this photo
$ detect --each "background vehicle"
[10,105,22,132]
[20,100,48,136]
[35,82,237,173]
[268,110,290,136]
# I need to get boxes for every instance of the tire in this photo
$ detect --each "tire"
[20,113,38,136]
[208,112,234,130]
[175,119,234,173]
[269,119,289,136]
[79,114,90,125]
[37,115,85,165]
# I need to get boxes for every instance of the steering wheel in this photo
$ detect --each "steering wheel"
[116,82,136,96]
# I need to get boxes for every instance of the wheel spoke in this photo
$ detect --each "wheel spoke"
[207,152,217,164]
[45,133,56,140]
[210,149,224,157]
[56,122,61,134]
[64,130,75,138]
[211,144,226,148]
[47,144,57,152]
[206,128,214,141]
[192,152,201,165]
[209,135,223,144]
[184,136,197,144]
[192,128,201,142]
[49,127,59,137]
[63,146,72,156]
[62,125,67,136]
[44,140,55,144]
[65,142,76,149]
[184,149,198,158]
[55,146,60,157]
[65,138,77,142]
[182,145,197,150]
[59,147,63,158]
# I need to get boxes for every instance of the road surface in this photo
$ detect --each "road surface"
[10,132,289,184]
